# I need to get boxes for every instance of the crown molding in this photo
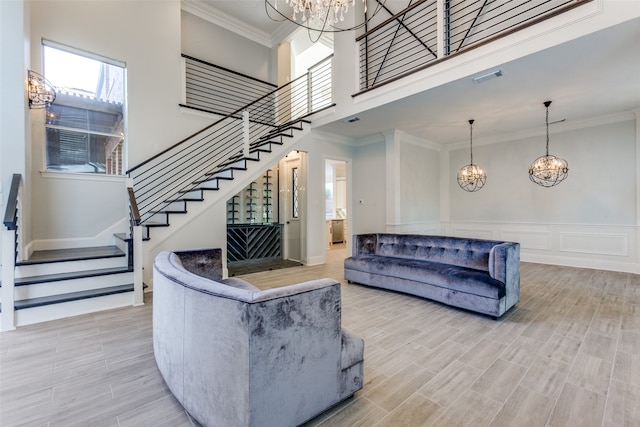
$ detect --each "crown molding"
[181,0,273,48]
[447,110,636,151]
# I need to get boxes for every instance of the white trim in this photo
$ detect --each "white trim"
[42,38,126,68]
[45,124,123,139]
[40,170,128,182]
[29,218,128,252]
[181,0,273,48]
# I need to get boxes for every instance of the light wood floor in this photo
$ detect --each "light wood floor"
[1,247,639,426]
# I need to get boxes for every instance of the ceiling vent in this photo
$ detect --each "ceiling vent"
[472,69,504,84]
[344,116,360,123]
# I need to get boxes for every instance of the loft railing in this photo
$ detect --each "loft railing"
[181,54,277,116]
[358,0,593,91]
[126,55,333,225]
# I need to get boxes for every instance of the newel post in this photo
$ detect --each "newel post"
[1,227,16,331]
[243,110,250,157]
[132,224,144,306]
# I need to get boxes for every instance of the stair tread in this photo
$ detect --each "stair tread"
[15,266,133,286]
[14,284,134,310]
[17,246,125,266]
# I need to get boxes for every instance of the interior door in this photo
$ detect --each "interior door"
[281,152,304,262]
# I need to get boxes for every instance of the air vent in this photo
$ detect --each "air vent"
[472,69,504,84]
[344,116,360,123]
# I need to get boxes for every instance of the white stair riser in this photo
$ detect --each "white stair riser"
[15,292,135,327]
[163,201,187,211]
[211,169,233,179]
[15,272,133,300]
[15,257,127,278]
[226,159,247,170]
[179,190,203,200]
[146,212,168,224]
[196,180,220,190]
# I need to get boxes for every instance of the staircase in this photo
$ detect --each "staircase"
[1,55,333,330]
[0,223,140,329]
[137,119,311,241]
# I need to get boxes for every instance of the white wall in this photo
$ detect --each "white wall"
[449,119,636,224]
[26,0,212,249]
[297,133,355,265]
[181,11,274,83]
[446,117,639,272]
[350,138,387,235]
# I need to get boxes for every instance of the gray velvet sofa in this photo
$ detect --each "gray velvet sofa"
[153,248,364,427]
[344,234,520,318]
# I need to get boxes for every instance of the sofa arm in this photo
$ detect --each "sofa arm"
[489,242,520,284]
[352,234,378,256]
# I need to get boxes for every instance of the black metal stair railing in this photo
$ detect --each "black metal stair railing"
[181,54,277,117]
[358,0,593,91]
[126,55,333,226]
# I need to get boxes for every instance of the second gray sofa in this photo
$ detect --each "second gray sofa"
[344,233,520,318]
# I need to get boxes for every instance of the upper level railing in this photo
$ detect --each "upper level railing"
[127,55,333,225]
[357,0,593,92]
[181,54,277,116]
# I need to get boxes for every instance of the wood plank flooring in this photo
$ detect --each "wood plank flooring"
[1,247,639,426]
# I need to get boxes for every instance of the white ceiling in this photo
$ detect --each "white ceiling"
[190,1,640,146]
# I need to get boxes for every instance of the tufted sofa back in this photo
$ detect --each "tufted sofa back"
[354,233,507,272]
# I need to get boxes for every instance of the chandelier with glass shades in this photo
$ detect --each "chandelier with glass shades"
[457,119,487,192]
[528,101,569,187]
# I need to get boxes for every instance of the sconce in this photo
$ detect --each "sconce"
[28,70,56,109]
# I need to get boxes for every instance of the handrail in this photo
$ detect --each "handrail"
[127,187,141,226]
[127,55,333,225]
[3,174,21,230]
[182,54,277,88]
[128,64,319,175]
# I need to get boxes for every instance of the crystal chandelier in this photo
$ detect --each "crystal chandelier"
[265,0,376,39]
[285,0,365,24]
[528,101,569,187]
[457,119,487,192]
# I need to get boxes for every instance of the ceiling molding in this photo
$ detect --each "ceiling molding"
[181,0,273,48]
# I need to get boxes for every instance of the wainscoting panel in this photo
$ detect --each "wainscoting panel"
[559,232,629,256]
[446,222,639,274]
[500,230,551,251]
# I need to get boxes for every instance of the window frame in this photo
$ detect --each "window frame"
[42,39,127,175]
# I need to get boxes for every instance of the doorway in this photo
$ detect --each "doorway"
[281,151,306,262]
[325,159,348,250]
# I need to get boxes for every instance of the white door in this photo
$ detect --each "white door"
[281,152,305,262]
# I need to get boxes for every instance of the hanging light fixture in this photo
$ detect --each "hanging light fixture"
[457,119,487,192]
[528,101,569,187]
[27,70,56,109]
[265,0,383,42]
[283,0,365,24]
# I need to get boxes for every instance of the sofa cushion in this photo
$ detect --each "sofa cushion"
[374,234,499,272]
[345,255,505,299]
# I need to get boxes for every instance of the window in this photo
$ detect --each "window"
[292,167,299,218]
[43,42,125,174]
